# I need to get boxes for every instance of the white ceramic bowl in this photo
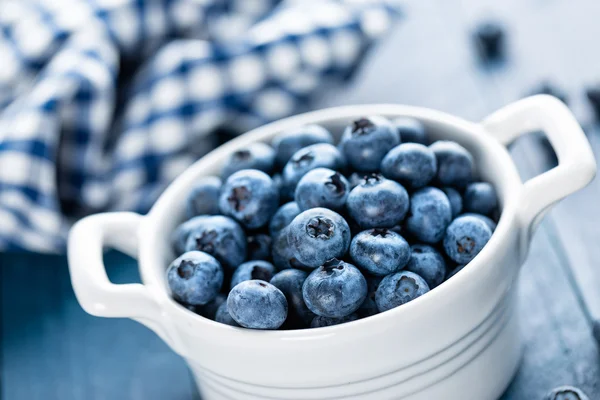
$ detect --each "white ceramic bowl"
[68,95,595,400]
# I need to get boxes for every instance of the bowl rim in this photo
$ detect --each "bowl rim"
[138,103,523,339]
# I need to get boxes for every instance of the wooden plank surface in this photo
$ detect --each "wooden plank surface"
[3,0,600,399]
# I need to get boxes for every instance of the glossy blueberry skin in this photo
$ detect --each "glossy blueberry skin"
[544,386,590,400]
[183,215,247,270]
[350,228,411,276]
[391,117,428,145]
[227,280,288,329]
[230,261,277,290]
[430,141,474,188]
[269,202,301,237]
[381,143,437,189]
[167,251,224,306]
[375,271,430,312]
[295,168,350,212]
[310,314,359,328]
[221,143,275,179]
[405,244,446,289]
[271,227,300,270]
[270,269,315,325]
[185,176,222,219]
[441,187,463,218]
[339,116,400,172]
[347,174,409,229]
[197,293,226,320]
[272,124,334,167]
[247,233,272,261]
[405,187,452,243]
[287,208,351,268]
[443,215,493,264]
[219,169,279,229]
[302,259,367,318]
[463,182,498,216]
[461,212,497,231]
[281,143,346,199]
[215,302,240,327]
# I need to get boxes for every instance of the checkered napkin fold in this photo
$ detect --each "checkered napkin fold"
[0,0,400,252]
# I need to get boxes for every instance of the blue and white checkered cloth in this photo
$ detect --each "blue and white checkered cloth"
[0,0,400,252]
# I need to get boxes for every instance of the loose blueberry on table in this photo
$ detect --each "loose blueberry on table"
[167,115,500,329]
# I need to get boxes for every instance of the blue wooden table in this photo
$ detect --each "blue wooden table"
[3,0,600,398]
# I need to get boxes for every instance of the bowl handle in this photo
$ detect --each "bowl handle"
[482,95,596,243]
[68,212,182,352]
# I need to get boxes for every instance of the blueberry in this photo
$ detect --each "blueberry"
[167,251,224,305]
[281,143,346,199]
[473,22,505,61]
[227,280,288,329]
[350,228,411,276]
[185,176,222,219]
[405,245,446,289]
[247,233,272,261]
[443,215,493,264]
[183,215,247,270]
[302,259,367,318]
[348,172,364,189]
[271,227,299,270]
[405,187,452,243]
[219,169,279,229]
[287,208,351,268]
[221,143,275,179]
[310,314,359,328]
[430,141,474,188]
[269,202,301,237]
[461,212,497,231]
[463,182,498,216]
[270,269,315,325]
[544,386,590,400]
[446,264,466,280]
[231,260,277,290]
[339,116,400,172]
[197,293,226,320]
[347,174,409,229]
[215,302,241,327]
[272,124,334,167]
[441,187,463,218]
[381,143,437,189]
[357,275,382,318]
[391,117,428,145]
[295,168,350,212]
[172,215,210,255]
[375,271,430,312]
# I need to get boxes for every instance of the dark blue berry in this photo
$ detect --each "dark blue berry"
[348,172,363,189]
[295,168,349,212]
[281,143,346,199]
[461,212,497,231]
[185,176,222,219]
[215,302,240,327]
[463,182,498,216]
[340,116,400,172]
[346,174,409,229]
[167,251,224,305]
[197,294,226,320]
[302,259,367,318]
[230,261,276,290]
[221,143,275,179]
[247,233,272,261]
[441,187,463,218]
[219,169,279,229]
[381,143,437,189]
[391,117,428,144]
[375,271,429,312]
[443,215,492,264]
[544,386,590,400]
[357,275,381,318]
[270,269,315,326]
[350,228,411,276]
[287,208,351,268]
[446,264,466,280]
[405,244,446,289]
[405,187,452,243]
[227,280,288,329]
[272,124,333,167]
[269,202,301,237]
[310,314,359,328]
[172,215,209,255]
[184,215,247,270]
[430,141,474,188]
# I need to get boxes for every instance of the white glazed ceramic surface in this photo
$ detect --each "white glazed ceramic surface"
[68,96,596,400]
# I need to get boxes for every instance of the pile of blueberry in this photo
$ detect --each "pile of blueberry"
[167,116,499,330]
